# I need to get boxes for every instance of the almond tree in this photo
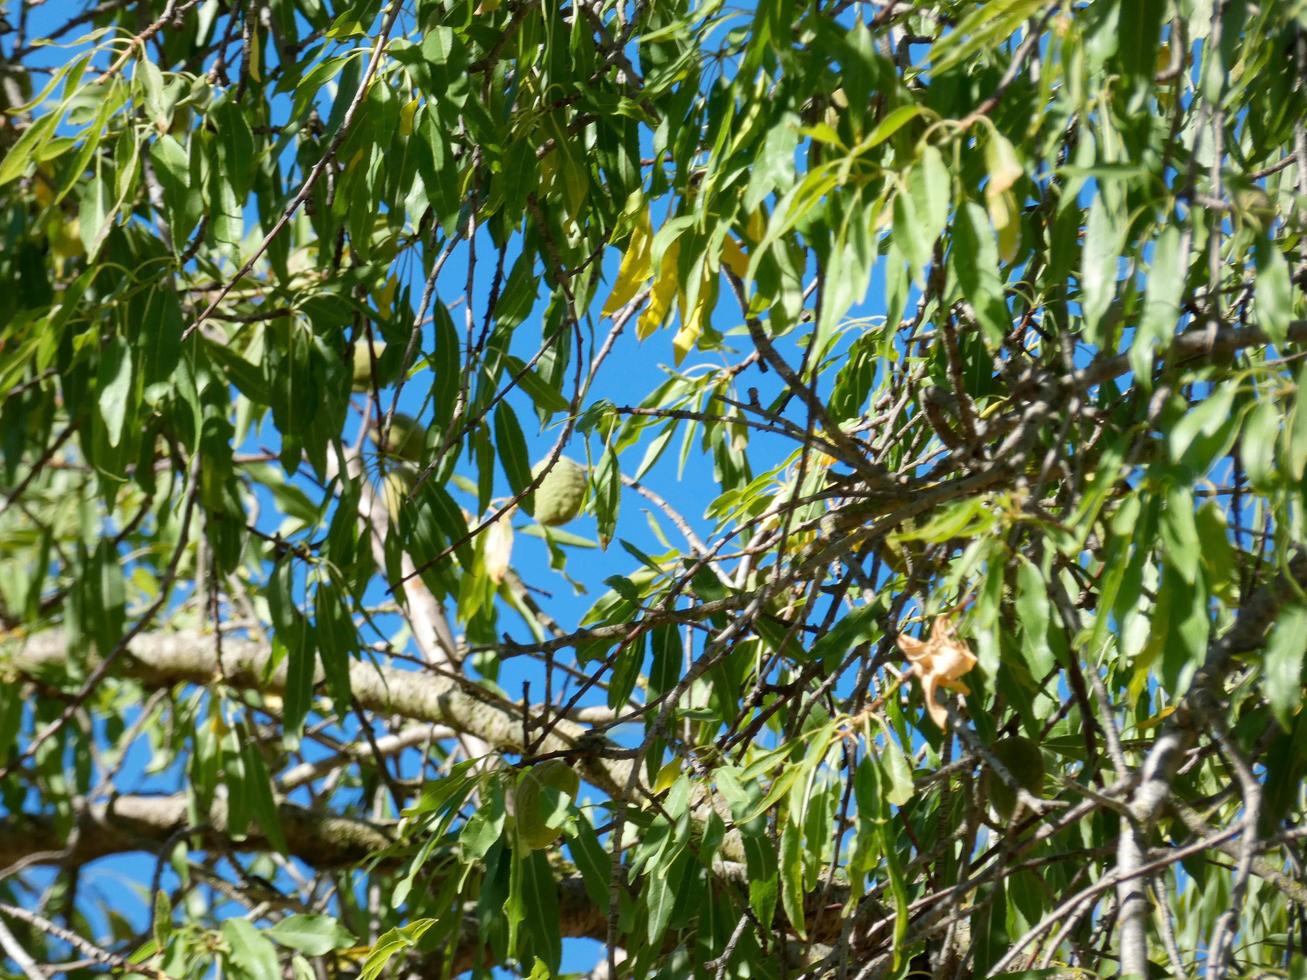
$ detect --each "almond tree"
[1,1,1305,977]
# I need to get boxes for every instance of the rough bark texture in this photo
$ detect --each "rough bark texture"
[4,628,638,800]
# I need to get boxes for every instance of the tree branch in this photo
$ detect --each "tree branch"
[5,629,639,801]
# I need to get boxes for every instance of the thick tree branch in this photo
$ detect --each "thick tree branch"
[0,795,392,871]
[1116,549,1307,974]
[4,629,639,802]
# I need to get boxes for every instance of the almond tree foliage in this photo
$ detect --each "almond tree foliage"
[2,0,1307,977]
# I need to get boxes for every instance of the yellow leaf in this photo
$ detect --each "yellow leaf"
[481,511,514,584]
[638,239,679,340]
[374,274,399,311]
[987,188,1021,264]
[672,262,717,364]
[602,208,653,317]
[721,236,749,280]
[743,207,766,247]
[398,99,419,137]
[984,130,1022,197]
[653,760,681,795]
[1135,705,1175,732]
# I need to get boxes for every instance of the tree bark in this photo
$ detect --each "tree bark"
[5,628,638,801]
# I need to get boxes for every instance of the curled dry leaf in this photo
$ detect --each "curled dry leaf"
[896,617,978,729]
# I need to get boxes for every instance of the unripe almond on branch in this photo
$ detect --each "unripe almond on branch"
[528,457,587,527]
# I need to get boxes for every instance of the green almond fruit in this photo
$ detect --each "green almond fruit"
[381,463,415,521]
[529,457,587,526]
[369,413,425,463]
[513,760,579,850]
[351,340,390,391]
[982,736,1046,820]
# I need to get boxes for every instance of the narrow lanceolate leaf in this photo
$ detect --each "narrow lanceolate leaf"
[984,130,1023,199]
[673,260,716,364]
[239,726,289,854]
[952,201,1009,344]
[1240,398,1281,492]
[909,144,950,251]
[1130,225,1185,382]
[96,335,133,448]
[1264,604,1307,729]
[1254,237,1292,345]
[779,814,806,939]
[280,630,313,743]
[639,239,680,339]
[493,402,532,498]
[602,207,653,316]
[1015,556,1054,677]
[359,920,436,980]
[1080,194,1121,345]
[265,915,355,956]
[1291,363,1307,480]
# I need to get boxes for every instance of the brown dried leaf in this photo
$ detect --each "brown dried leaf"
[896,617,978,728]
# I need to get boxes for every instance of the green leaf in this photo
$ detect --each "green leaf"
[1240,398,1280,492]
[860,104,925,151]
[149,134,189,187]
[649,622,681,697]
[929,0,1044,75]
[96,335,133,449]
[78,171,113,252]
[238,725,288,854]
[893,187,930,286]
[1015,556,1054,677]
[494,403,533,499]
[952,201,1008,344]
[566,810,611,908]
[206,340,271,404]
[593,443,621,549]
[279,629,313,743]
[1194,502,1237,603]
[1080,194,1121,345]
[909,144,950,254]
[1254,237,1292,345]
[1130,225,1185,382]
[646,848,684,946]
[1117,0,1166,90]
[879,735,914,807]
[522,850,562,971]
[359,920,436,980]
[0,107,62,186]
[221,920,280,980]
[313,578,354,714]
[503,355,570,414]
[779,814,806,939]
[1263,604,1307,729]
[54,95,119,207]
[460,796,505,861]
[607,635,644,710]
[1159,485,1201,585]
[1157,564,1210,694]
[984,130,1022,198]
[152,891,171,949]
[265,916,355,956]
[1167,381,1237,464]
[1291,363,1307,481]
